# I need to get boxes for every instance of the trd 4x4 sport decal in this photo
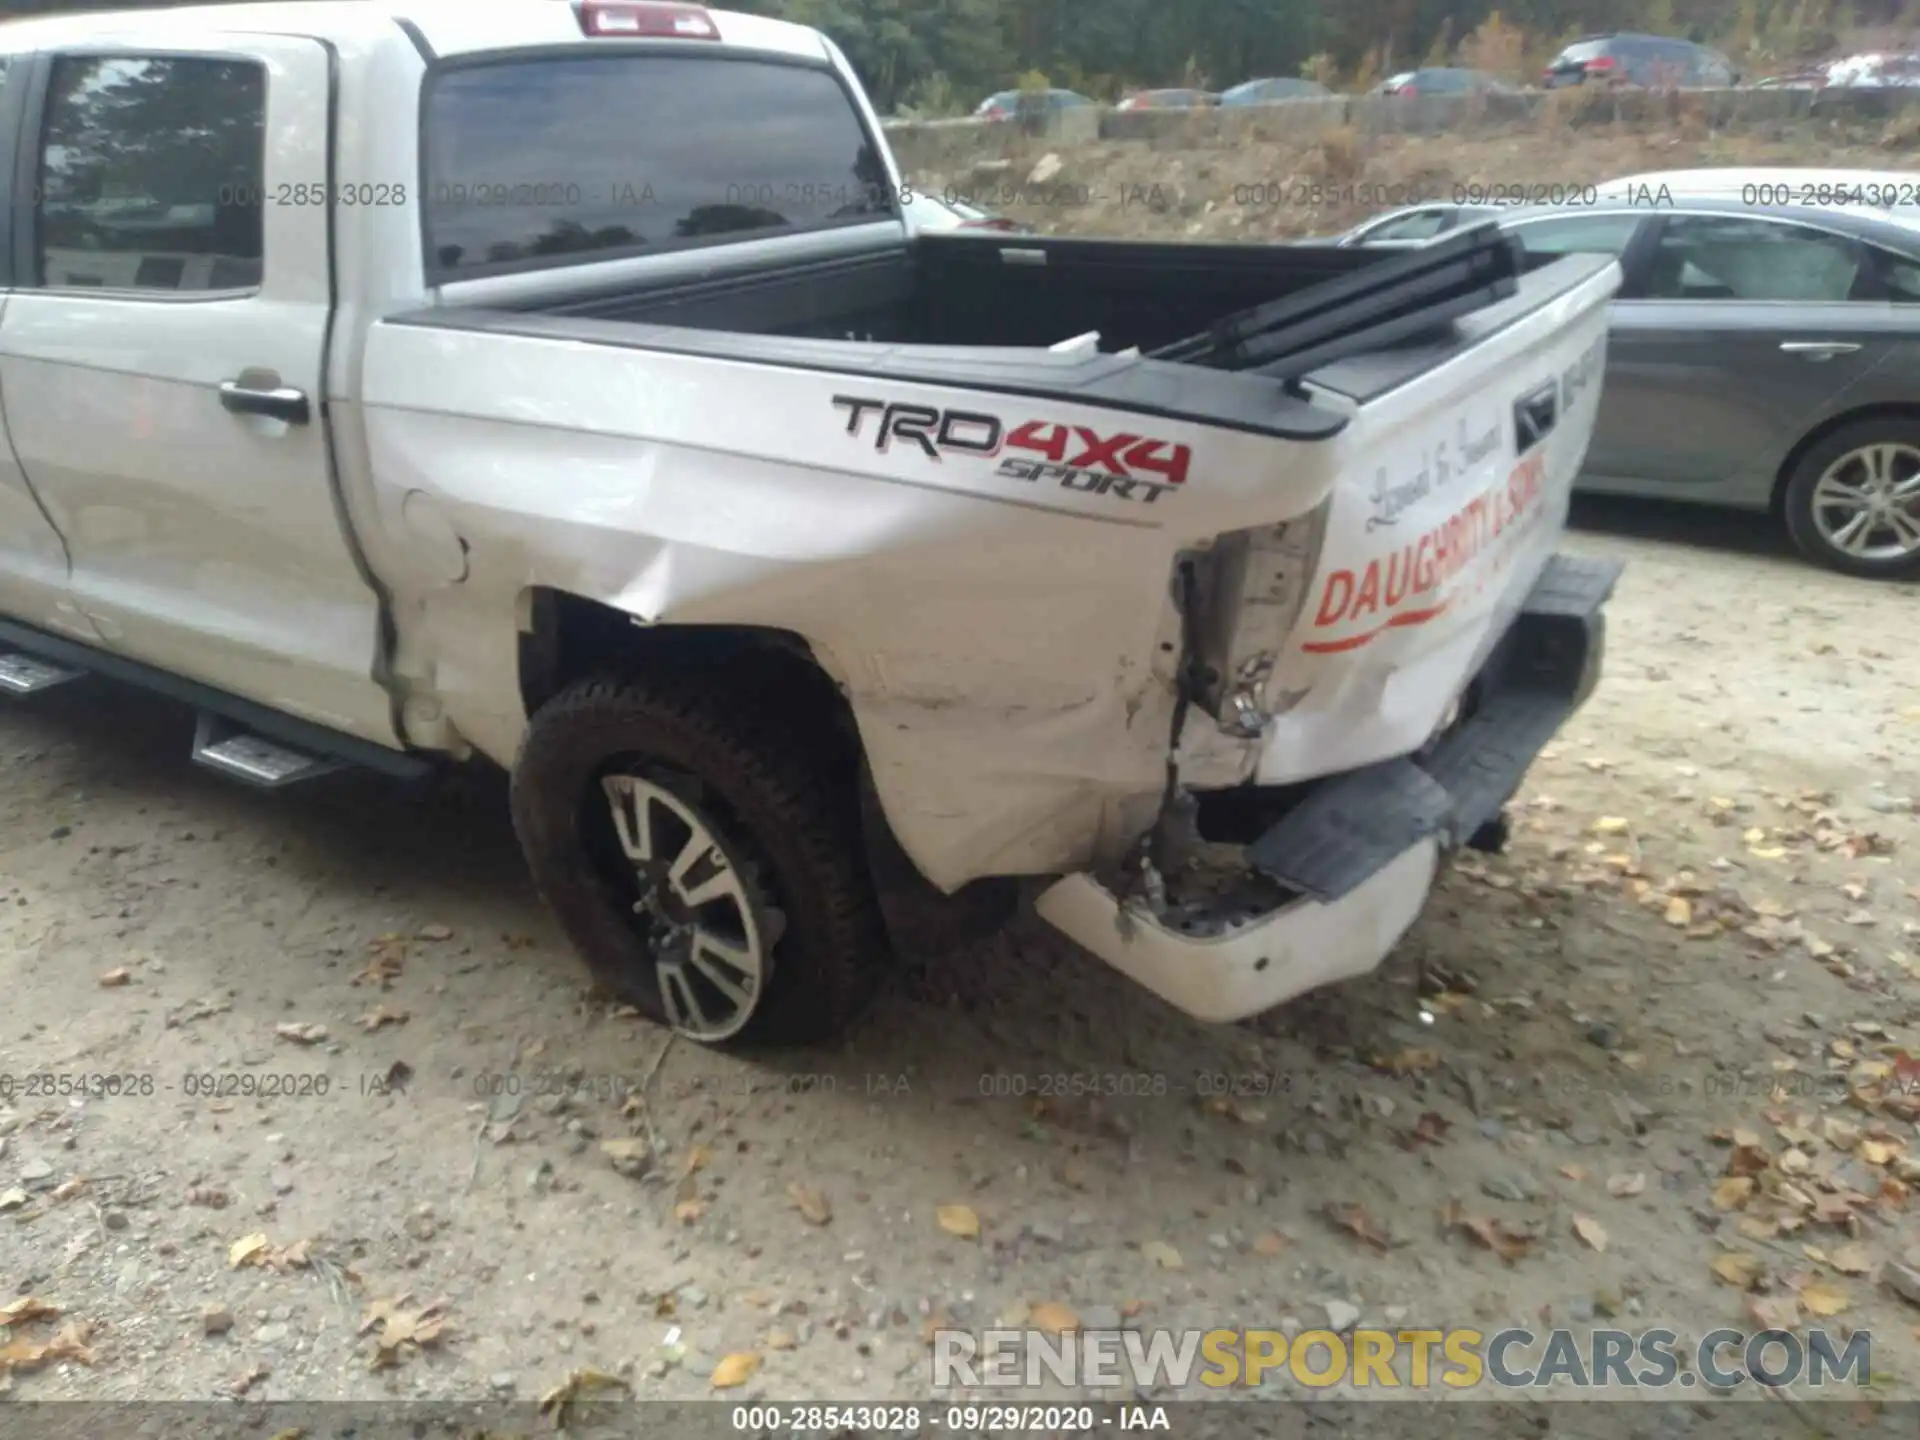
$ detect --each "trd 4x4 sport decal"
[832,395,1190,505]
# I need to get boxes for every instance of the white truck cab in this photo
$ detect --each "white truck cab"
[0,1,1621,1046]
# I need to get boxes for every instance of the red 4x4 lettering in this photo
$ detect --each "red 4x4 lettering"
[1006,421,1190,485]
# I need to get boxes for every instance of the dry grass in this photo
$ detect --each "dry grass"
[915,115,1918,241]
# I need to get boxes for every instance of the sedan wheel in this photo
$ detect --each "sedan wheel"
[1783,422,1920,579]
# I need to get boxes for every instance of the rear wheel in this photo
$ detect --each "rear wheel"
[1782,419,1920,580]
[509,674,891,1048]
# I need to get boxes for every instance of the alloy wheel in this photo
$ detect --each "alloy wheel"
[1809,442,1920,562]
[597,772,784,1042]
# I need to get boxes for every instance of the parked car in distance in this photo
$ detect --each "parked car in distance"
[1543,33,1738,88]
[1751,68,1827,89]
[900,191,1031,234]
[1358,196,1920,577]
[1218,77,1332,105]
[1116,87,1217,110]
[1825,51,1920,87]
[1375,67,1510,96]
[973,87,1093,119]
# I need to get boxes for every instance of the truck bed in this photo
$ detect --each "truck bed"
[398,224,1567,442]
[515,229,1508,360]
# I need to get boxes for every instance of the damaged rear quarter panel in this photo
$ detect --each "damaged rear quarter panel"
[359,325,1347,888]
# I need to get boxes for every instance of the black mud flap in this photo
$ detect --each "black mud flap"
[1247,553,1621,903]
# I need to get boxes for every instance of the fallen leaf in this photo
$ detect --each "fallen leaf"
[538,1368,630,1427]
[936,1204,980,1240]
[673,1199,703,1224]
[710,1352,760,1389]
[1592,816,1631,835]
[98,968,130,987]
[680,1145,712,1177]
[1860,1140,1899,1166]
[1737,1215,1781,1241]
[1559,1165,1587,1182]
[1252,1232,1288,1257]
[49,1179,85,1203]
[1443,1201,1533,1262]
[1030,1302,1079,1335]
[1663,896,1693,927]
[1711,1252,1764,1290]
[1831,1244,1874,1275]
[0,1320,94,1371]
[0,1298,59,1326]
[1141,1240,1183,1270]
[228,1233,270,1269]
[1746,1296,1800,1330]
[787,1182,831,1226]
[357,1005,409,1032]
[1378,1047,1440,1076]
[766,1327,797,1351]
[1327,1202,1394,1253]
[359,1294,450,1368]
[1463,1215,1533,1262]
[418,923,454,941]
[0,1189,27,1213]
[269,1239,313,1271]
[352,947,403,988]
[1713,1177,1755,1211]
[1800,1277,1850,1316]
[273,1022,327,1046]
[1573,1215,1608,1252]
[1607,1172,1647,1198]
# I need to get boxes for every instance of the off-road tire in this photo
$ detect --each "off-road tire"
[1781,418,1920,581]
[509,674,891,1048]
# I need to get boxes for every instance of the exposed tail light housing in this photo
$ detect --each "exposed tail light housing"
[958,217,1018,232]
[577,2,719,38]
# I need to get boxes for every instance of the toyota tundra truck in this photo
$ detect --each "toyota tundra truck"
[0,1,1622,1047]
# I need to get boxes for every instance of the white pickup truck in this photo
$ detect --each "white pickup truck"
[0,0,1622,1048]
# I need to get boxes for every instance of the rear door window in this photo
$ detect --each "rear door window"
[1640,216,1863,300]
[35,54,265,292]
[424,55,891,280]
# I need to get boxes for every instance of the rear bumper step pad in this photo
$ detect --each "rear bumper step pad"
[1247,553,1622,902]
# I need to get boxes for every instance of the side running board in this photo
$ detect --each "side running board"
[0,618,433,791]
[191,712,344,789]
[0,652,82,694]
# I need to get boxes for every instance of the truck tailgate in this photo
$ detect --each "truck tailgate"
[1246,251,1618,785]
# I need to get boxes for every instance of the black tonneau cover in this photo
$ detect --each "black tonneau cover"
[1150,222,1524,381]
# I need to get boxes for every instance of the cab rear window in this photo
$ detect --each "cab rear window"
[423,54,891,280]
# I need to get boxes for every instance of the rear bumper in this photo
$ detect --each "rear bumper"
[1034,553,1620,1023]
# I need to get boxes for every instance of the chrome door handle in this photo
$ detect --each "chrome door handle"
[1779,341,1861,360]
[219,380,310,424]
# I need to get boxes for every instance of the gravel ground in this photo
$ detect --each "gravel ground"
[6,107,1920,1411]
[3,499,1918,1413]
